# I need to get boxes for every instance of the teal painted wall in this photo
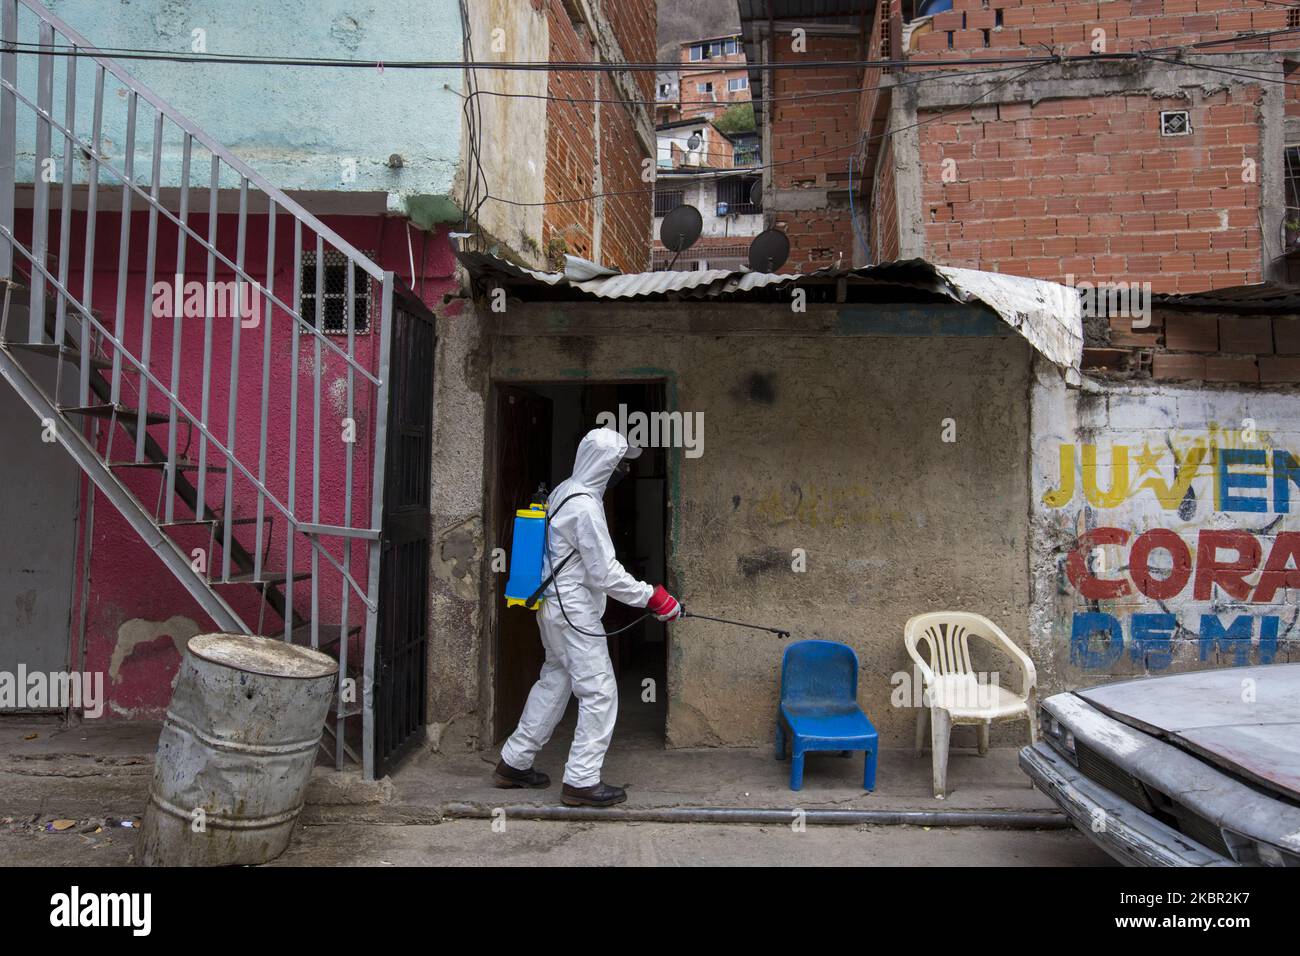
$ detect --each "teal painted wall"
[19,0,463,216]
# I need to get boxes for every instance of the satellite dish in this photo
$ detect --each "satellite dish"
[686,132,703,151]
[660,204,703,253]
[748,229,789,272]
[748,179,763,212]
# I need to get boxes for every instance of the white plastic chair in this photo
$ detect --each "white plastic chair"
[904,611,1038,799]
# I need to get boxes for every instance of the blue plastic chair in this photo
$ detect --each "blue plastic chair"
[775,640,878,791]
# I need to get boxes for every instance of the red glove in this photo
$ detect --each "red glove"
[646,585,681,622]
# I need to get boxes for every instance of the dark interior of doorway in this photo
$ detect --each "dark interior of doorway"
[492,381,668,747]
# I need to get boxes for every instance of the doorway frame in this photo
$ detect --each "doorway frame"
[481,376,671,745]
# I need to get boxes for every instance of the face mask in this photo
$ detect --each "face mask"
[606,459,631,491]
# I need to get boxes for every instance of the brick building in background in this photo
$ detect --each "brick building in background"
[463,0,656,272]
[737,0,1300,384]
[681,34,754,120]
[732,1,1300,700]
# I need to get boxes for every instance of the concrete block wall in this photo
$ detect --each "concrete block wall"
[919,89,1266,291]
[487,322,1035,748]
[909,0,1292,58]
[542,0,655,273]
[1090,308,1300,384]
[769,33,860,271]
[1030,364,1300,695]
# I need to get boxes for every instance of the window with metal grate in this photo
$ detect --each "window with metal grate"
[714,174,761,215]
[299,249,373,334]
[654,188,685,218]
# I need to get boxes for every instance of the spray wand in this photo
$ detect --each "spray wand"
[680,606,790,639]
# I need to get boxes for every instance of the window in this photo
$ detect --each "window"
[300,249,372,334]
[1285,146,1300,251]
[728,76,748,92]
[689,44,705,61]
[697,81,714,94]
[733,142,760,167]
[715,175,761,215]
[709,41,723,57]
[1160,110,1191,136]
[725,39,738,55]
[654,187,685,218]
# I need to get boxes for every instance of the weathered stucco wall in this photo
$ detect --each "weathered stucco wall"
[456,0,548,266]
[425,299,490,750]
[1030,364,1300,695]
[32,0,463,217]
[486,313,1035,747]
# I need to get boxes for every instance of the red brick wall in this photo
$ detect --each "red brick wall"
[909,0,1293,59]
[542,0,654,272]
[919,89,1265,292]
[770,33,860,271]
[1088,311,1300,384]
[871,136,900,263]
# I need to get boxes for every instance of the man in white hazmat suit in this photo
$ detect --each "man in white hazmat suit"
[495,427,681,807]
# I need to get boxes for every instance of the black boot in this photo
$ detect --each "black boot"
[493,760,551,789]
[561,781,627,807]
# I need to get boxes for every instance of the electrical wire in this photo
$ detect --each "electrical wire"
[2,40,1076,71]
[453,61,1053,110]
[9,23,1300,69]
[479,60,1052,211]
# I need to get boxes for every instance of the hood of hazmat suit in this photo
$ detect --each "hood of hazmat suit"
[542,427,653,608]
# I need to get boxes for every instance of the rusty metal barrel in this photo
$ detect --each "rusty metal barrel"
[139,632,338,866]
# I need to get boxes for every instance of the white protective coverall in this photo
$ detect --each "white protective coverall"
[500,427,653,788]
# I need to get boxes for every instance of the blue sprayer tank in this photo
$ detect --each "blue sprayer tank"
[504,499,549,609]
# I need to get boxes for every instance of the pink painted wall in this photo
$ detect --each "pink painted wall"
[12,207,457,716]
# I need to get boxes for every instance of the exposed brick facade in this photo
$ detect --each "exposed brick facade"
[919,89,1265,292]
[871,136,900,264]
[760,1,1300,383]
[907,0,1294,60]
[674,37,750,123]
[541,0,654,273]
[769,32,861,271]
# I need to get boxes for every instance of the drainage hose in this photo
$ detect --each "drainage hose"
[441,803,1068,829]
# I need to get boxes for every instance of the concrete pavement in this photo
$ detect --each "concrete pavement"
[0,819,1112,867]
[0,713,1102,866]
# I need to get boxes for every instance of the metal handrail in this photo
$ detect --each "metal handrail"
[5,2,382,281]
[0,229,378,611]
[0,0,419,778]
[0,69,381,384]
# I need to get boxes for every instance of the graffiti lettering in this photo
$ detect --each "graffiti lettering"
[1067,528,1300,603]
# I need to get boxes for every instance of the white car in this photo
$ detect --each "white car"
[1020,663,1300,867]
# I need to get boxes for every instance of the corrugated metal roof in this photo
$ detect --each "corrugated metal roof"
[455,246,1083,373]
[1153,282,1300,313]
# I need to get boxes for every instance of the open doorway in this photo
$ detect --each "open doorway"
[489,381,669,746]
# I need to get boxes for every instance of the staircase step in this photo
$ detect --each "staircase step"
[159,515,258,528]
[60,403,171,426]
[213,570,312,586]
[108,459,226,473]
[290,622,362,651]
[2,342,113,370]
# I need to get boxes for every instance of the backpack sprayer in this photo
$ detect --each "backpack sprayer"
[504,486,790,639]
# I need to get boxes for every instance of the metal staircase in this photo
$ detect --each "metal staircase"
[0,0,434,779]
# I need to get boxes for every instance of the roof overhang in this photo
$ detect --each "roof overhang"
[455,245,1083,375]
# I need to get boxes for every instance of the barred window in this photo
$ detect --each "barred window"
[299,249,372,335]
[654,188,685,218]
[715,175,760,215]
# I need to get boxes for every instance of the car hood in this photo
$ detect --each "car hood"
[1077,663,1300,801]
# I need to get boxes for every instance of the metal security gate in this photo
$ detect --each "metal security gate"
[372,286,436,777]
